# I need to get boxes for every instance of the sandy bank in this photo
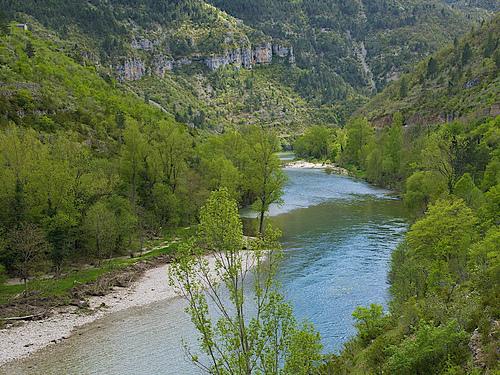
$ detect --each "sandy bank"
[0,251,262,367]
[284,160,349,175]
[0,263,175,366]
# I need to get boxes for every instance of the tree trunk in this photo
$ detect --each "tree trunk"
[259,210,265,236]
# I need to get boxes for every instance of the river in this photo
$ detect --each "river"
[3,166,408,374]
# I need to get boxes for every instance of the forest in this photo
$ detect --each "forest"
[0,2,498,374]
[0,25,286,295]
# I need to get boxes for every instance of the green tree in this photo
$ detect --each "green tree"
[406,198,477,298]
[461,42,472,66]
[294,126,335,160]
[382,113,403,180]
[9,223,48,293]
[43,212,76,275]
[83,200,118,261]
[469,227,500,308]
[480,184,500,227]
[0,126,39,228]
[169,189,322,374]
[453,173,484,210]
[483,32,496,58]
[399,76,409,98]
[342,117,374,168]
[426,57,438,78]
[385,320,469,375]
[0,10,9,35]
[0,264,7,285]
[120,121,147,209]
[481,157,500,191]
[352,304,387,346]
[404,171,448,212]
[149,120,191,194]
[365,114,403,185]
[246,127,286,235]
[25,40,35,59]
[420,132,456,193]
[200,155,242,200]
[283,323,323,375]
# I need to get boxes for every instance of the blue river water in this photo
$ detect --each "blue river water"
[2,167,408,374]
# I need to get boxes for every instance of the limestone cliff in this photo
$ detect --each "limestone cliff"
[116,41,294,81]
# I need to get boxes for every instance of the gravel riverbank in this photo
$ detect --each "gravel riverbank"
[284,160,349,175]
[0,251,261,367]
[0,262,177,366]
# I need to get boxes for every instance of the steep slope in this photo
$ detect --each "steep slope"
[2,0,323,131]
[3,0,493,129]
[208,0,495,97]
[0,24,169,144]
[361,14,500,127]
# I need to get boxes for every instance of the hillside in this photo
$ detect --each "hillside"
[361,14,500,127]
[0,23,169,145]
[209,0,495,97]
[2,0,495,128]
[1,1,321,132]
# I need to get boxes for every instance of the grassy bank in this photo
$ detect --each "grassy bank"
[0,227,195,317]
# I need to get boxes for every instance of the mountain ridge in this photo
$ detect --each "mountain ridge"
[2,0,495,127]
[359,14,500,127]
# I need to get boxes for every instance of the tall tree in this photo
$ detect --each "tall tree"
[169,189,322,374]
[25,40,35,58]
[420,132,456,193]
[246,127,286,235]
[150,120,191,194]
[121,121,147,210]
[426,57,438,78]
[461,42,472,66]
[399,76,409,98]
[0,10,9,35]
[342,117,375,168]
[83,200,118,261]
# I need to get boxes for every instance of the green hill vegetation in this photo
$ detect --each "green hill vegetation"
[129,64,319,136]
[2,0,495,128]
[0,1,498,373]
[292,18,499,374]
[324,120,500,374]
[294,112,500,374]
[0,26,286,312]
[362,14,500,126]
[209,0,495,97]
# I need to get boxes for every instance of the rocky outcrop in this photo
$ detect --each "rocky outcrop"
[205,48,246,70]
[131,38,155,51]
[117,59,147,81]
[204,42,294,71]
[117,41,294,80]
[152,56,174,78]
[272,44,295,64]
[464,77,480,89]
[253,43,273,64]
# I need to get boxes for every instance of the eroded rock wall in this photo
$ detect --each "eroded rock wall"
[116,41,294,81]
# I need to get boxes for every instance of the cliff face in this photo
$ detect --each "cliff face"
[117,41,294,81]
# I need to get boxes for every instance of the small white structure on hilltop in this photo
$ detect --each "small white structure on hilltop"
[16,24,29,31]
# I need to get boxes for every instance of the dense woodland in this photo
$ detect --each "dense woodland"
[362,14,500,125]
[294,115,500,372]
[210,0,496,99]
[0,1,498,374]
[0,26,287,287]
